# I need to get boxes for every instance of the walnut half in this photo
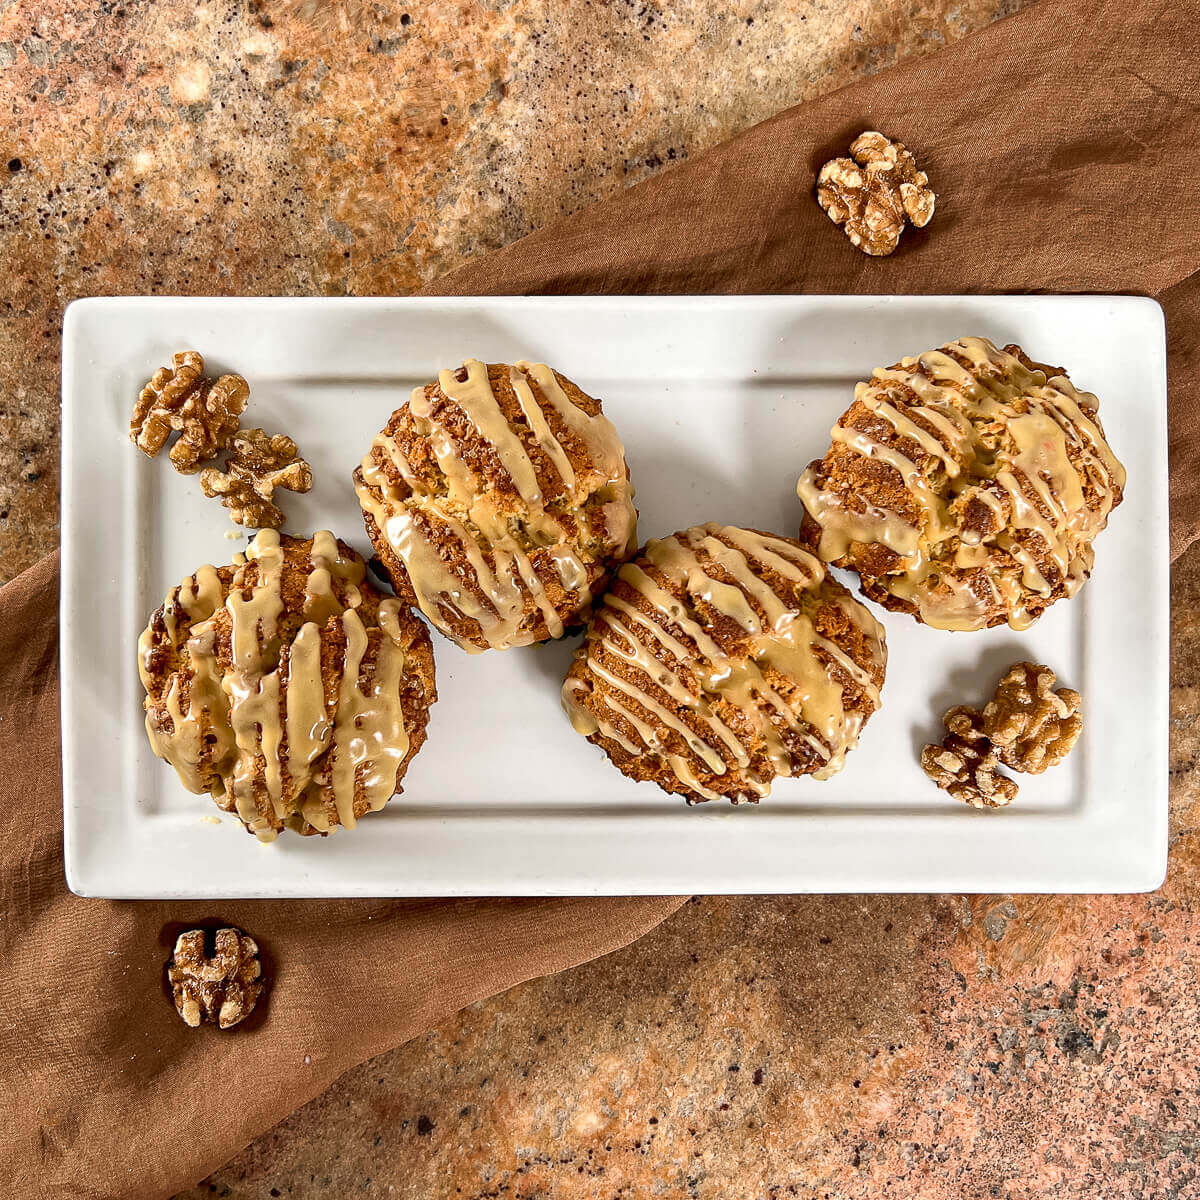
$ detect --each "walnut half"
[130,351,249,473]
[816,131,935,256]
[167,928,263,1029]
[983,662,1082,774]
[921,705,1018,809]
[199,428,313,529]
[921,661,1083,808]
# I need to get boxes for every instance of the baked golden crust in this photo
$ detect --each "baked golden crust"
[796,337,1126,631]
[138,530,437,840]
[562,524,887,804]
[354,359,637,652]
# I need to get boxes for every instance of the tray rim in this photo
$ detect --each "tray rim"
[60,292,1170,898]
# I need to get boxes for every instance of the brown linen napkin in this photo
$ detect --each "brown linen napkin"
[4,0,1198,1196]
[0,556,681,1198]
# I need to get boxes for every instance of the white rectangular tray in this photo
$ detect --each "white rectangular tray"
[61,295,1168,897]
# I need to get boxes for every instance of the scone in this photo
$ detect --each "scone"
[796,337,1126,631]
[354,359,637,652]
[138,529,437,840]
[561,523,887,803]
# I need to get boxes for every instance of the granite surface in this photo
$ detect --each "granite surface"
[15,1,1196,1197]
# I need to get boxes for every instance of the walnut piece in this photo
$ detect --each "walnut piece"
[131,351,249,473]
[199,428,314,529]
[167,928,263,1029]
[921,705,1019,809]
[983,661,1083,774]
[921,661,1082,807]
[816,131,935,256]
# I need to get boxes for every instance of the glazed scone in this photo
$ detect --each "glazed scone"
[796,337,1126,631]
[562,524,887,803]
[354,359,637,652]
[138,529,437,840]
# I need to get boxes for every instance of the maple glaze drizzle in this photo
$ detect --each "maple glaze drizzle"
[355,359,636,652]
[797,336,1126,631]
[562,524,886,799]
[141,530,417,841]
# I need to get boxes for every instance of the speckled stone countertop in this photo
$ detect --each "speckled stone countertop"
[12,1,1198,1197]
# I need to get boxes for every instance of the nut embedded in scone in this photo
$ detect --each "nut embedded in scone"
[354,359,638,652]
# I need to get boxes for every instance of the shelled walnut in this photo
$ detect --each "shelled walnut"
[130,351,248,473]
[921,661,1082,808]
[167,928,263,1029]
[199,428,313,529]
[816,131,935,256]
[983,662,1083,774]
[921,705,1018,809]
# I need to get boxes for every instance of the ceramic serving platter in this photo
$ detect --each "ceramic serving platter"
[60,295,1168,898]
